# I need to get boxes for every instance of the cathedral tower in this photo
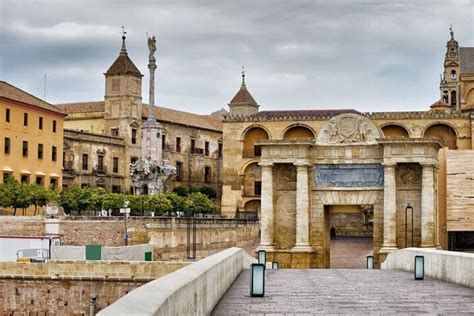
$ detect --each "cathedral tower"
[439,26,460,110]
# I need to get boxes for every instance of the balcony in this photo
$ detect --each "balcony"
[93,165,107,176]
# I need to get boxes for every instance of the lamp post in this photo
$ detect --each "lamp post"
[120,200,130,246]
[405,203,414,248]
[186,210,196,260]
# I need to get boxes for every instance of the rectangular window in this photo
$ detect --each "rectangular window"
[131,129,137,144]
[205,141,209,156]
[82,154,89,170]
[52,120,57,133]
[176,161,183,181]
[39,117,43,130]
[111,128,119,137]
[4,137,10,154]
[112,185,121,193]
[50,178,57,189]
[97,155,104,171]
[254,181,262,196]
[5,108,10,122]
[38,144,43,159]
[52,146,57,161]
[218,143,223,158]
[191,139,196,154]
[24,113,28,126]
[204,166,211,183]
[162,134,166,150]
[22,141,28,157]
[21,175,29,184]
[254,145,262,157]
[176,137,181,153]
[3,173,10,183]
[113,157,119,173]
[36,176,43,185]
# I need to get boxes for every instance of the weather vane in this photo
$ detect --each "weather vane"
[121,26,127,38]
[241,66,246,85]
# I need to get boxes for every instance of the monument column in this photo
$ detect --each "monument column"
[258,162,274,250]
[381,163,398,250]
[293,162,312,250]
[421,163,436,247]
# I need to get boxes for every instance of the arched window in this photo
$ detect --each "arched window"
[381,125,409,138]
[243,162,261,196]
[451,91,457,106]
[424,124,457,149]
[283,125,315,139]
[242,127,269,157]
[443,91,449,103]
[450,70,457,80]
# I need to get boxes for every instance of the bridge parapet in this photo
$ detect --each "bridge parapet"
[382,248,474,288]
[99,247,255,315]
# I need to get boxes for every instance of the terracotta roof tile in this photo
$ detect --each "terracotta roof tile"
[105,54,142,77]
[56,101,223,132]
[0,81,65,115]
[144,104,223,132]
[229,85,258,105]
[57,101,105,113]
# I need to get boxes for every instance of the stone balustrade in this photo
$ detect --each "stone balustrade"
[99,247,255,315]
[381,248,474,288]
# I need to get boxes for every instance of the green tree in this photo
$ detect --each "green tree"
[0,178,31,215]
[90,187,107,214]
[102,193,125,212]
[29,184,50,215]
[197,186,217,199]
[162,192,186,213]
[60,186,93,216]
[173,186,188,197]
[184,192,215,214]
[145,194,172,216]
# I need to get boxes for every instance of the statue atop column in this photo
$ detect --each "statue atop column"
[147,35,156,60]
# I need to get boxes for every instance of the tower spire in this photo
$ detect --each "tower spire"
[120,26,127,56]
[241,66,246,87]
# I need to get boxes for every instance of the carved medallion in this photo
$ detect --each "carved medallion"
[317,113,381,145]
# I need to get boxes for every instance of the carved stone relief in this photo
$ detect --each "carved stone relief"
[396,164,421,188]
[317,113,381,145]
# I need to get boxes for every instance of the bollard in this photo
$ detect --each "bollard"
[272,262,279,269]
[250,263,265,297]
[258,250,266,266]
[414,256,424,280]
[90,294,97,316]
[366,256,374,269]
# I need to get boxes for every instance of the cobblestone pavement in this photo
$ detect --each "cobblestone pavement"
[330,236,373,268]
[213,269,474,315]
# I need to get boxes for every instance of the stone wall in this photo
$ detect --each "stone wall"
[0,260,187,314]
[0,217,260,260]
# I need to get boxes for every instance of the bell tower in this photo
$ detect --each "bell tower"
[439,26,460,110]
[104,27,143,192]
[228,67,259,116]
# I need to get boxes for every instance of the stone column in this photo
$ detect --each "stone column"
[421,163,436,247]
[293,163,312,251]
[381,163,398,250]
[258,162,274,250]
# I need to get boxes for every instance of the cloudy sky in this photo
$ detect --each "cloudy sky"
[1,0,473,114]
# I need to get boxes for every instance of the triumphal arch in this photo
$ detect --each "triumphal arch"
[221,65,473,268]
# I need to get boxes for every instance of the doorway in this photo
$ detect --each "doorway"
[327,205,373,268]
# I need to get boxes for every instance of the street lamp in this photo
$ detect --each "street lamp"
[405,203,414,248]
[120,200,130,246]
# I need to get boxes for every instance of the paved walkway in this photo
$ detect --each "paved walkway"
[213,269,474,315]
[330,236,372,268]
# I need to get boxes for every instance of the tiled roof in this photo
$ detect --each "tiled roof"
[249,109,360,119]
[144,104,223,132]
[459,47,474,74]
[0,81,65,115]
[229,85,258,106]
[57,101,223,132]
[57,101,105,113]
[105,54,142,77]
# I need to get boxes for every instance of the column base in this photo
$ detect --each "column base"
[420,244,437,248]
[291,245,315,252]
[256,244,275,251]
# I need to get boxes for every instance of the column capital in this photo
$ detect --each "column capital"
[258,161,274,167]
[294,160,311,167]
[420,162,436,169]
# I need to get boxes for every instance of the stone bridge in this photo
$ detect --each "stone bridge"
[100,248,474,315]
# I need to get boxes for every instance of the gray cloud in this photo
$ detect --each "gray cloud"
[1,0,473,114]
